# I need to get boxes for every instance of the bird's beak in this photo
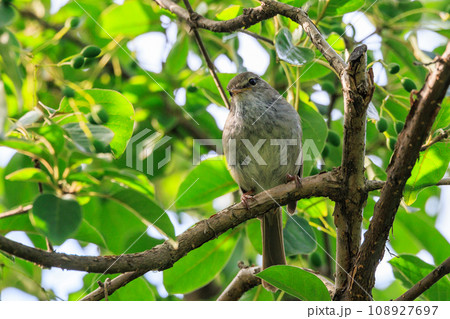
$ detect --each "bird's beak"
[229,87,250,96]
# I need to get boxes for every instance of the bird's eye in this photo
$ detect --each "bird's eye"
[249,78,257,86]
[229,91,233,97]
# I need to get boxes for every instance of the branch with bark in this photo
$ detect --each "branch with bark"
[346,43,450,301]
[217,264,262,301]
[216,264,335,301]
[155,0,345,75]
[182,0,230,109]
[3,0,448,302]
[395,257,450,301]
[333,44,374,298]
[0,170,342,274]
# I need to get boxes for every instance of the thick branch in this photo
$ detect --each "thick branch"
[0,169,341,274]
[349,43,450,300]
[154,0,346,75]
[333,45,374,298]
[217,265,262,301]
[395,257,450,301]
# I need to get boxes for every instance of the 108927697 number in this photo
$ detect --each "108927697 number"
[368,305,438,316]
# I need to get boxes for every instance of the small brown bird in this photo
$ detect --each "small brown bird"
[222,72,303,291]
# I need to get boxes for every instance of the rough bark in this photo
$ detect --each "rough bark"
[346,43,450,300]
[333,45,374,299]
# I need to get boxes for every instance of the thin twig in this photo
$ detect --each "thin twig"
[238,30,274,45]
[155,0,346,75]
[395,257,450,301]
[182,0,230,109]
[365,178,450,192]
[0,204,33,219]
[420,129,449,151]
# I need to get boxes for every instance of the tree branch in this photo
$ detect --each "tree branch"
[348,43,450,300]
[420,128,449,151]
[182,0,230,109]
[81,270,146,301]
[217,264,262,301]
[0,169,341,274]
[238,30,274,45]
[394,257,450,301]
[0,204,32,219]
[333,45,374,298]
[154,0,346,75]
[216,264,335,301]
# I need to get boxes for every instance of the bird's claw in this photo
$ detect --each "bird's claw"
[286,174,301,188]
[241,191,256,210]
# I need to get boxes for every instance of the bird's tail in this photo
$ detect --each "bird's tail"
[261,206,286,292]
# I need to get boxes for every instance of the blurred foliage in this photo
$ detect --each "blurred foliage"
[0,0,448,301]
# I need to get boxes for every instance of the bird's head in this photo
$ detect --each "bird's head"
[227,72,272,100]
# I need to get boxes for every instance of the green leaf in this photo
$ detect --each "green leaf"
[99,0,162,37]
[432,97,449,131]
[241,285,274,301]
[59,89,135,157]
[37,125,66,155]
[391,210,450,265]
[176,156,238,209]
[80,197,152,254]
[0,28,23,107]
[298,62,331,81]
[165,35,189,75]
[275,28,314,66]
[384,97,409,121]
[63,122,114,152]
[389,254,450,301]
[0,3,16,27]
[384,38,427,80]
[246,219,262,254]
[327,33,345,51]
[31,194,82,245]
[0,29,22,108]
[1,153,39,210]
[298,98,328,175]
[0,138,53,166]
[101,168,155,198]
[163,230,239,294]
[5,168,51,184]
[109,188,175,239]
[256,265,331,301]
[404,143,450,204]
[297,197,328,218]
[72,219,108,248]
[397,1,424,22]
[283,215,317,256]
[216,5,241,20]
[109,277,156,301]
[325,0,365,16]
